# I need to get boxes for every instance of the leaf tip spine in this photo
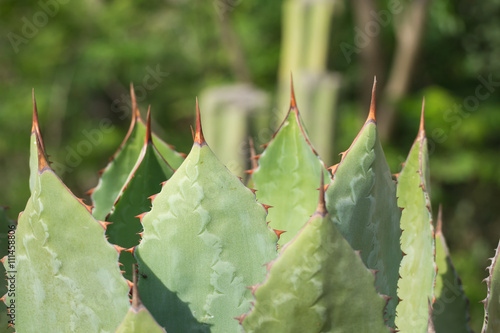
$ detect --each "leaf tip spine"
[194,98,207,146]
[367,76,377,123]
[145,105,153,145]
[290,72,297,109]
[131,264,143,309]
[130,82,140,120]
[316,172,327,216]
[436,204,443,234]
[419,96,426,137]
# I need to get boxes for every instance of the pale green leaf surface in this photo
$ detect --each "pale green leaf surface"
[433,223,472,333]
[251,109,329,247]
[395,130,435,333]
[241,205,389,333]
[324,119,401,328]
[136,142,277,332]
[6,166,130,332]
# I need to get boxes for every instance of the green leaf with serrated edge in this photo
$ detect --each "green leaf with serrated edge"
[395,105,436,333]
[241,182,389,333]
[0,207,15,333]
[115,268,167,333]
[106,110,174,281]
[251,86,330,248]
[433,206,472,333]
[91,88,183,221]
[136,104,277,333]
[4,110,130,332]
[324,82,401,328]
[482,240,500,333]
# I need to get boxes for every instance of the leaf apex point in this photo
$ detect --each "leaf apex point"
[367,77,377,122]
[419,96,426,135]
[437,204,443,233]
[194,98,206,145]
[145,105,153,144]
[290,73,297,109]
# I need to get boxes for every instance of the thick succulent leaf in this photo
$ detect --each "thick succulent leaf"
[0,208,15,332]
[136,108,277,332]
[92,101,183,221]
[4,114,130,332]
[395,109,436,332]
[482,240,500,333]
[324,85,401,328]
[241,190,389,333]
[433,207,472,333]
[106,113,174,281]
[251,89,329,248]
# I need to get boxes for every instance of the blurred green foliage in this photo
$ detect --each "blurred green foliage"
[1,0,499,331]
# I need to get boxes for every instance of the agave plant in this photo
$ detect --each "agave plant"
[3,79,495,332]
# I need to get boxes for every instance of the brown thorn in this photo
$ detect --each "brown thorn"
[436,204,443,234]
[290,72,297,109]
[419,97,426,136]
[190,125,195,142]
[248,137,258,170]
[145,105,153,144]
[113,244,126,254]
[194,98,206,145]
[367,76,377,122]
[130,83,140,120]
[246,284,259,295]
[36,131,50,172]
[317,172,327,215]
[31,89,43,146]
[274,229,286,239]
[98,220,111,230]
[132,264,142,309]
[234,314,246,325]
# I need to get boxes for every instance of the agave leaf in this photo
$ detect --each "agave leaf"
[324,80,401,328]
[106,109,174,281]
[115,268,166,333]
[0,207,15,333]
[241,177,389,333]
[91,86,183,220]
[251,81,330,248]
[395,102,436,332]
[481,240,500,332]
[433,206,472,333]
[135,102,277,332]
[4,103,130,332]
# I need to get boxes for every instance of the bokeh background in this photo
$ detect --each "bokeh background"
[1,0,499,330]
